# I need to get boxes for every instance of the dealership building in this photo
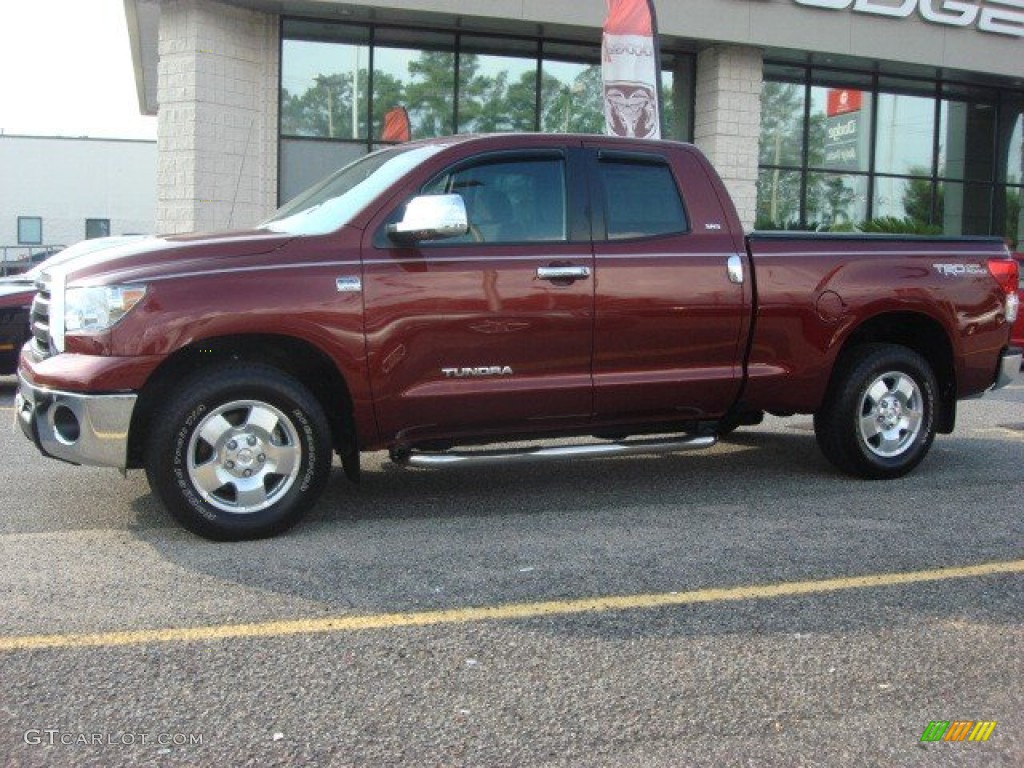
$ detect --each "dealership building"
[125,0,1023,245]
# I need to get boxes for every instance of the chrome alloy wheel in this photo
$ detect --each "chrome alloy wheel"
[857,371,924,458]
[187,400,302,514]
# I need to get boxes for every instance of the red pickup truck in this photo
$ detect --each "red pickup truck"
[15,134,1021,540]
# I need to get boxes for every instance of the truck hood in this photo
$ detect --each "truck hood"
[43,230,296,286]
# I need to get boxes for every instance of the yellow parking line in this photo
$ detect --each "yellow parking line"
[1,559,1021,652]
[973,427,1024,441]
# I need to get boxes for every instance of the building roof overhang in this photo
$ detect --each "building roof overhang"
[124,0,1024,116]
[124,0,161,116]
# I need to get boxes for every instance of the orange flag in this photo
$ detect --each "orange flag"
[382,106,411,142]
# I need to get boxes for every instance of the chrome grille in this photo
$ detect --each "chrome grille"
[30,279,52,358]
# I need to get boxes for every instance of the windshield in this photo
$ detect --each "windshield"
[262,144,446,236]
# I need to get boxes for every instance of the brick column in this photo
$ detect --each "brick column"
[156,0,279,235]
[694,45,763,231]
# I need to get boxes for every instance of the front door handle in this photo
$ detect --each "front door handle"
[537,265,591,281]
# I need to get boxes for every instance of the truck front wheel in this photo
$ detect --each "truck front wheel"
[145,364,331,540]
[814,344,938,479]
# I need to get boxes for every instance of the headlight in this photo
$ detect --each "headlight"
[65,285,148,333]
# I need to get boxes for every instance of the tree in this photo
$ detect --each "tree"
[759,82,804,167]
[405,51,457,137]
[457,56,535,133]
[281,73,356,138]
[281,70,372,140]
[901,167,941,227]
[502,71,542,132]
[757,82,804,228]
[540,66,603,134]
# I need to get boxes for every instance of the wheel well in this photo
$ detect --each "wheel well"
[838,312,956,433]
[127,335,355,468]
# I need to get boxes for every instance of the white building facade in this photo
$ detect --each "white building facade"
[126,0,1024,244]
[0,135,156,259]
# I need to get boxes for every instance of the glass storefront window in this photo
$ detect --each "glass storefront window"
[940,100,996,182]
[374,46,455,139]
[874,92,936,177]
[279,139,368,204]
[1005,187,1022,249]
[660,65,676,140]
[662,54,694,142]
[873,175,937,230]
[1003,107,1023,185]
[281,37,370,139]
[278,20,693,204]
[760,81,805,169]
[806,173,868,230]
[457,47,538,134]
[759,66,1020,240]
[941,182,993,236]
[540,59,603,134]
[756,169,803,230]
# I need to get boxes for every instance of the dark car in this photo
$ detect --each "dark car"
[0,275,40,374]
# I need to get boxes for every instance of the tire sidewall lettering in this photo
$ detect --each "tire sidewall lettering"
[173,404,206,469]
[291,407,317,492]
[172,403,214,519]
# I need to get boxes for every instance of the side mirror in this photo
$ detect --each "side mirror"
[387,194,468,242]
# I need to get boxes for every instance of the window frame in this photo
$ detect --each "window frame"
[17,216,43,245]
[85,218,111,240]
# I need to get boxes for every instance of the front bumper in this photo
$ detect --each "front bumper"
[16,374,137,469]
[993,347,1022,391]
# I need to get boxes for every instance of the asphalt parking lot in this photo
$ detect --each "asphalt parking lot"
[1,373,1021,767]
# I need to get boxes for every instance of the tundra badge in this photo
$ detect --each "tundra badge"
[442,366,514,378]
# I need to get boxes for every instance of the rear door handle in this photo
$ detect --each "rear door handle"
[537,266,591,281]
[727,254,744,285]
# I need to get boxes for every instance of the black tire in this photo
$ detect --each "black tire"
[144,363,331,540]
[814,343,938,479]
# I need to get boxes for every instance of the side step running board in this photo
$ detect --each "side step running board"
[393,434,717,468]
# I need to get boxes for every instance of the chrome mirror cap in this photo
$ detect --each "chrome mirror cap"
[388,194,468,242]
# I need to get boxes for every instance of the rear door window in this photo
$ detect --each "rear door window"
[596,157,688,240]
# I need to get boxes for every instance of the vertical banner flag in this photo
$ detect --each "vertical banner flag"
[382,106,412,143]
[602,0,661,139]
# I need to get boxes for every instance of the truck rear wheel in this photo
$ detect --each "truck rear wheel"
[145,363,331,540]
[814,344,937,479]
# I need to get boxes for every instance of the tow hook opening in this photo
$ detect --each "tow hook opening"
[52,404,81,445]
